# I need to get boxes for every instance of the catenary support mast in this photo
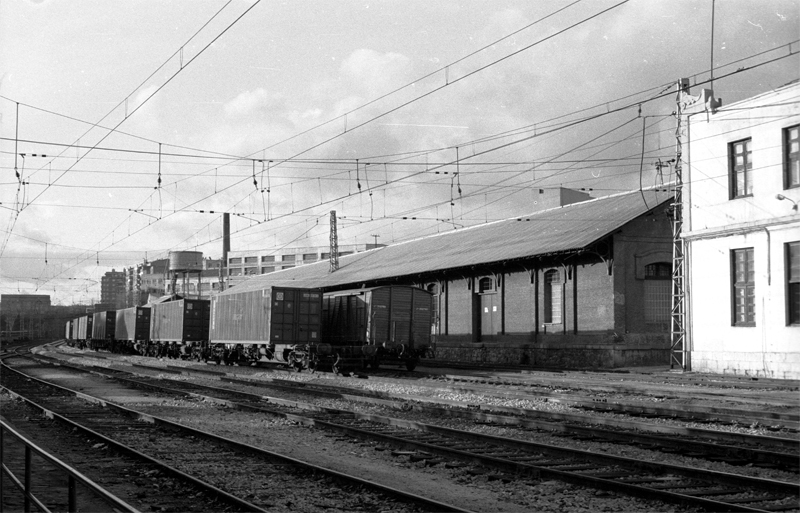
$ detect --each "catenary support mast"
[329,210,339,272]
[670,79,689,370]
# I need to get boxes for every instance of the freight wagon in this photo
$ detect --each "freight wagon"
[91,310,115,350]
[114,306,151,353]
[322,286,432,371]
[208,286,323,368]
[72,314,93,349]
[146,298,210,358]
[64,319,73,342]
[62,286,433,373]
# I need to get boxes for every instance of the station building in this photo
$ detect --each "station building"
[225,188,674,369]
[683,80,800,379]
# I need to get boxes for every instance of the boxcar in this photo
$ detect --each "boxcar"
[73,315,93,347]
[65,319,73,342]
[144,299,209,358]
[209,286,323,368]
[115,306,151,353]
[322,285,433,371]
[91,310,116,350]
[150,298,209,343]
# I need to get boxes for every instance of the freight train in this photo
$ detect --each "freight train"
[65,285,433,373]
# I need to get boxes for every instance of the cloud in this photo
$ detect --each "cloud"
[224,88,284,118]
[340,49,412,97]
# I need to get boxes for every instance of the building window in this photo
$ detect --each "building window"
[785,125,800,189]
[477,277,495,294]
[644,263,671,325]
[282,254,296,262]
[788,242,800,325]
[544,269,562,324]
[228,257,242,265]
[732,248,755,326]
[729,138,752,198]
[261,255,275,263]
[303,253,318,261]
[261,266,275,274]
[244,267,258,275]
[228,268,242,276]
[244,256,258,264]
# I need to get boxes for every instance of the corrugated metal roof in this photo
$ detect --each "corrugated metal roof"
[220,189,672,295]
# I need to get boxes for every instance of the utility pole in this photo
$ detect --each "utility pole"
[670,78,689,371]
[329,211,339,272]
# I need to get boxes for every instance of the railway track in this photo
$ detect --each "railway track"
[389,373,800,431]
[21,352,800,512]
[148,362,799,467]
[40,354,800,472]
[0,355,471,513]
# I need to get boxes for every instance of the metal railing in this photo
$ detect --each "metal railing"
[1,419,139,513]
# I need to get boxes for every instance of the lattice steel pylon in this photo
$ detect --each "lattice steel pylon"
[670,79,689,371]
[329,210,339,273]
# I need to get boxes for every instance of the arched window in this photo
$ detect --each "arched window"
[478,277,495,294]
[644,262,671,324]
[544,269,562,324]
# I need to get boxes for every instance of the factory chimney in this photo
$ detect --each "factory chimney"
[219,213,230,290]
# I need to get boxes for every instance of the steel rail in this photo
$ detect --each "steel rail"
[0,368,267,512]
[31,357,798,513]
[1,419,142,513]
[0,358,474,513]
[33,354,800,459]
[128,380,800,512]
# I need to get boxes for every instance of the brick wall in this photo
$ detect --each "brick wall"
[446,278,472,336]
[503,271,535,334]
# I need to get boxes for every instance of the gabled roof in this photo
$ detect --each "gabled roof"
[220,189,672,295]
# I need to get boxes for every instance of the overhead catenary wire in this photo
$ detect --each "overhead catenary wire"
[5,0,262,231]
[9,44,796,296]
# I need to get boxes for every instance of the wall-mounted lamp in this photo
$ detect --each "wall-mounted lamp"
[775,194,798,211]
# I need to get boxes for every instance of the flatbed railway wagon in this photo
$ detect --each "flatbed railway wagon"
[91,310,115,351]
[148,298,210,358]
[114,306,151,354]
[209,286,323,368]
[322,285,433,371]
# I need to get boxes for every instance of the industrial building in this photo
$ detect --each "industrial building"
[224,188,674,369]
[225,243,384,283]
[683,80,800,379]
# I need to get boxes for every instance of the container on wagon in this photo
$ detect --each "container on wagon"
[92,310,116,341]
[115,306,151,342]
[149,298,209,343]
[209,286,322,367]
[65,319,73,341]
[73,315,93,342]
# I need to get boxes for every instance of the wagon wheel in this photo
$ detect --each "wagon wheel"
[405,358,418,372]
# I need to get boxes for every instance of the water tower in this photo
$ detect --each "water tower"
[168,251,203,299]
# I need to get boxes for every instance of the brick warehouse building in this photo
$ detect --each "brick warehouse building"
[223,188,674,369]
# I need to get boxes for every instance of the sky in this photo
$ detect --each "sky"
[1,0,798,305]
